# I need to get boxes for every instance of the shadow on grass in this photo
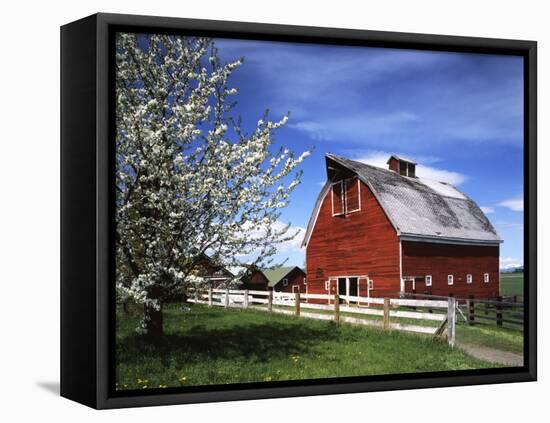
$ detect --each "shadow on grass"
[117,321,338,365]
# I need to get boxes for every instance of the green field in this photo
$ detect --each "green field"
[456,323,523,354]
[116,303,499,390]
[500,273,524,296]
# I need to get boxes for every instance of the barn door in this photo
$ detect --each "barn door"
[404,278,415,294]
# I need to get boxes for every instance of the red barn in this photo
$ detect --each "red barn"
[302,154,502,300]
[242,266,307,293]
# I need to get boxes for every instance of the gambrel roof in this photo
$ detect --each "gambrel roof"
[302,154,502,247]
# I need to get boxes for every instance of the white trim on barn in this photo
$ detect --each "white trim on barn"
[344,177,361,214]
[399,240,404,293]
[399,234,501,247]
[331,180,345,217]
[426,275,432,286]
[302,182,331,248]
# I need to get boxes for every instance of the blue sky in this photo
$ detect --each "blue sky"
[213,38,524,270]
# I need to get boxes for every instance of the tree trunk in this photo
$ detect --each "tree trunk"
[144,304,163,337]
[122,299,130,314]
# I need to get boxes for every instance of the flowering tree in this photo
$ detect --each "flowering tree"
[115,33,310,336]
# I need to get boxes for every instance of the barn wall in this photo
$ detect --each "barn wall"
[402,241,500,299]
[241,271,269,291]
[273,268,307,293]
[306,181,401,298]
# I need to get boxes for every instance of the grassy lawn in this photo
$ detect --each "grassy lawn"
[116,303,500,390]
[500,273,524,296]
[456,323,523,354]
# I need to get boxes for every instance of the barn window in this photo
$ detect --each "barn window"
[407,163,416,178]
[292,285,300,293]
[399,161,408,176]
[324,280,330,291]
[331,181,345,216]
[344,177,361,213]
[282,278,288,286]
[447,275,454,285]
[467,274,473,284]
[368,280,374,290]
[426,275,432,286]
[332,177,361,216]
[303,278,307,285]
[484,273,489,283]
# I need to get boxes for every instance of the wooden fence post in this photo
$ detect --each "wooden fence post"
[244,290,249,309]
[496,296,503,327]
[208,286,212,307]
[467,295,475,325]
[383,298,390,330]
[447,297,456,348]
[295,291,300,317]
[267,290,273,313]
[334,291,340,323]
[224,287,229,308]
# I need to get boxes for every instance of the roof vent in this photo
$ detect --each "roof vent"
[387,155,417,178]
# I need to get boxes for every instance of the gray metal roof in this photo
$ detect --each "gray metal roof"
[302,154,501,247]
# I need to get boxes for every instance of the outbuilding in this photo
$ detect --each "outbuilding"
[242,266,307,293]
[302,154,502,299]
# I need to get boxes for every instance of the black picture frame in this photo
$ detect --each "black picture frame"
[60,12,537,409]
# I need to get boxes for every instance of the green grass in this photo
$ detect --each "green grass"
[456,323,523,354]
[500,273,524,296]
[116,303,500,390]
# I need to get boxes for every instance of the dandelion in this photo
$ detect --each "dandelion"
[179,376,187,383]
[290,354,301,363]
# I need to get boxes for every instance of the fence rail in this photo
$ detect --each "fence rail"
[399,292,524,330]
[461,296,524,329]
[187,288,457,346]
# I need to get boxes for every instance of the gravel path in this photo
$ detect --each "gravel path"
[457,343,524,366]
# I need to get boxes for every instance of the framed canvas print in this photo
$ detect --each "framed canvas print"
[60,13,537,409]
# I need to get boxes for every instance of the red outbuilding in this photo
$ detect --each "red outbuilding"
[302,154,502,300]
[241,266,307,293]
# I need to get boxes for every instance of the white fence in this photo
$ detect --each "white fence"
[187,288,457,346]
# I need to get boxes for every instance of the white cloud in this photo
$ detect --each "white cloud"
[415,165,468,186]
[498,197,524,212]
[500,257,523,270]
[494,221,523,230]
[355,151,468,186]
[289,111,419,142]
[234,220,305,266]
[480,206,495,214]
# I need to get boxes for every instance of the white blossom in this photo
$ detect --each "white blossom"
[114,32,310,333]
